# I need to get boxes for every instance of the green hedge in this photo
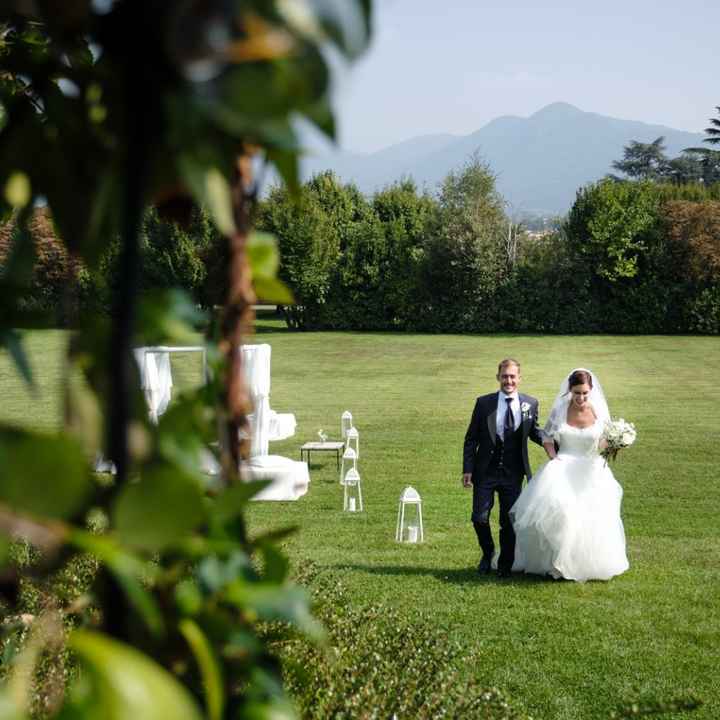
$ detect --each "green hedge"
[2,176,718,334]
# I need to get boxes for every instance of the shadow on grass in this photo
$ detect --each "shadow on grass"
[254,323,292,335]
[331,562,551,589]
[309,464,341,475]
[254,308,291,334]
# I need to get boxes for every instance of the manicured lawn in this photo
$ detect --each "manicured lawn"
[2,319,718,719]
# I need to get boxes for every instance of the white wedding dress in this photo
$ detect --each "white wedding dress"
[511,419,629,581]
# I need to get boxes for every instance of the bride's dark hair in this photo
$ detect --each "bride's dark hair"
[568,369,593,389]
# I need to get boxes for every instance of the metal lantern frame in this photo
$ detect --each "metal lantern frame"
[339,446,357,484]
[395,485,424,543]
[342,467,363,512]
[345,426,359,458]
[341,410,353,439]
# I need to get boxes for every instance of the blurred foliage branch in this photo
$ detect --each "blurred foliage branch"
[0,1,371,717]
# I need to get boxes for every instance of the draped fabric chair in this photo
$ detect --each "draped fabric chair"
[241,344,298,457]
[240,343,309,501]
[95,346,214,475]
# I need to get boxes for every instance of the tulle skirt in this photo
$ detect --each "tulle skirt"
[510,455,629,581]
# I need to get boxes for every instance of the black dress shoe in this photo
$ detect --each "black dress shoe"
[497,566,512,578]
[477,554,493,574]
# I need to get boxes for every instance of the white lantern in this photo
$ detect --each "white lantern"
[345,426,359,458]
[343,468,363,512]
[395,486,424,543]
[341,410,353,439]
[339,446,357,484]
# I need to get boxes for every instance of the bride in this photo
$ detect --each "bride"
[511,368,629,581]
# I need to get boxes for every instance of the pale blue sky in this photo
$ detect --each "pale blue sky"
[327,0,719,153]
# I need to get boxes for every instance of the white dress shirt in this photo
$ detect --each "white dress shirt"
[496,392,521,439]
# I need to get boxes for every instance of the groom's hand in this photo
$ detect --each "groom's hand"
[462,473,473,488]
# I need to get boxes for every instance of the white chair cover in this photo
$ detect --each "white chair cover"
[268,411,297,441]
[241,344,272,457]
[241,344,297,456]
[241,344,271,397]
[134,347,173,423]
[243,455,310,501]
[239,344,305,500]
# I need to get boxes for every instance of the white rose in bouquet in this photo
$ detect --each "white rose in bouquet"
[601,418,636,463]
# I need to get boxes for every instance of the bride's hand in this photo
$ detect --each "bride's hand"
[543,441,558,461]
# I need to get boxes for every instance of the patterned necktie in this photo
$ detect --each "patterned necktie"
[504,397,515,438]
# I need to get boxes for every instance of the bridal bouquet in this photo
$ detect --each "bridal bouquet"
[601,418,636,463]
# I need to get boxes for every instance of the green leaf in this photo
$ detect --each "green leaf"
[265,146,300,195]
[61,630,203,720]
[178,156,235,237]
[197,551,254,594]
[211,480,272,525]
[156,392,217,481]
[257,543,289,584]
[3,171,31,209]
[174,578,204,616]
[224,583,324,641]
[0,535,9,566]
[0,213,36,297]
[276,0,371,60]
[113,463,206,552]
[136,289,205,346]
[65,369,103,457]
[302,96,336,140]
[70,530,165,637]
[213,47,329,124]
[0,692,27,720]
[253,276,294,304]
[0,428,90,519]
[241,667,297,720]
[179,619,224,720]
[247,231,279,278]
[0,329,34,387]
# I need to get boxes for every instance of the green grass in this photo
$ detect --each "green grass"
[1,318,718,719]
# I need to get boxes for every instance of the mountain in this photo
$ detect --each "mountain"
[300,102,705,215]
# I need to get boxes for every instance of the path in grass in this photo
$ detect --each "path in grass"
[1,323,718,718]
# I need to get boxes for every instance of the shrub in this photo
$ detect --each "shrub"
[274,564,531,720]
[684,284,720,334]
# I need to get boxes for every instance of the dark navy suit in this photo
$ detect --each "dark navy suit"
[463,392,543,570]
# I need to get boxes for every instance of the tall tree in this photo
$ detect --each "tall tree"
[422,156,507,331]
[684,106,720,184]
[611,137,669,181]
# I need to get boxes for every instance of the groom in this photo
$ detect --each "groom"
[462,358,543,577]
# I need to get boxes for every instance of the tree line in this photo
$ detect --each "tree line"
[2,159,720,335]
[261,166,720,334]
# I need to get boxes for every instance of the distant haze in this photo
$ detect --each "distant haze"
[299,102,705,216]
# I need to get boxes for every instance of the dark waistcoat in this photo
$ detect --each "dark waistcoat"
[488,424,524,477]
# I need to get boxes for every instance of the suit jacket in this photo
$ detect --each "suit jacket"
[463,392,543,481]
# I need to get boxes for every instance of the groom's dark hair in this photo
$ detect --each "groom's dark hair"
[497,358,520,373]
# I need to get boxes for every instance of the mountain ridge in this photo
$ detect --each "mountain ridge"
[300,103,704,215]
